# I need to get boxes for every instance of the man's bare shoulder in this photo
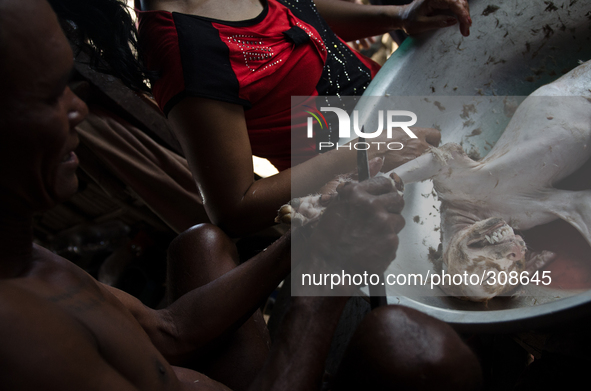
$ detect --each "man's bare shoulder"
[0,253,227,391]
[0,282,230,391]
[0,281,137,390]
[0,280,92,342]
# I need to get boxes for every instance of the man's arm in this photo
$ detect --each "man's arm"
[314,0,471,41]
[106,175,404,377]
[103,230,293,364]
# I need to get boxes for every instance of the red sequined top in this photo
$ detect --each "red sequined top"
[138,0,380,171]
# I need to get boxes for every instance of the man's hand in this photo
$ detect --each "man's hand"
[308,176,405,276]
[400,0,472,37]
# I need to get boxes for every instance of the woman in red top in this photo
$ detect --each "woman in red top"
[51,0,471,237]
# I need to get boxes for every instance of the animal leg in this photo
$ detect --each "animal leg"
[525,250,556,275]
[386,143,471,185]
[539,189,591,249]
[276,172,404,227]
[275,192,338,227]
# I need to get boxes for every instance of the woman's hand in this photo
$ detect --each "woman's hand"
[315,0,471,42]
[370,127,441,172]
[400,0,472,37]
[349,36,377,52]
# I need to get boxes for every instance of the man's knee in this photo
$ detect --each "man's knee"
[334,305,482,391]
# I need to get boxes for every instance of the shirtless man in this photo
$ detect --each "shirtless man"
[0,1,481,390]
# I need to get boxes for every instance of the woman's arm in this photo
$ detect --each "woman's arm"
[168,97,356,236]
[168,97,438,237]
[314,0,471,41]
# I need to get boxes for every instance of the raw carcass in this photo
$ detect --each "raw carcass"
[386,60,591,301]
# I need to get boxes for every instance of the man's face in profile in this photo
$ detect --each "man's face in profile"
[0,0,88,212]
